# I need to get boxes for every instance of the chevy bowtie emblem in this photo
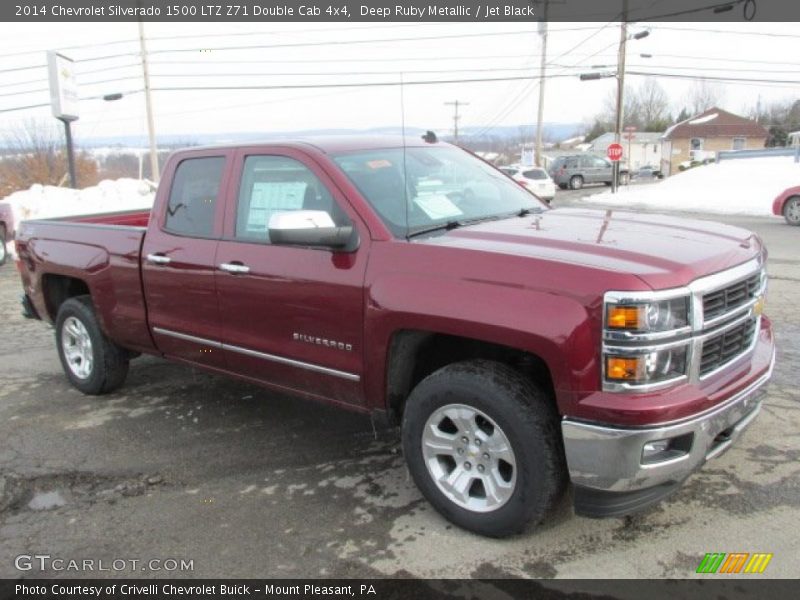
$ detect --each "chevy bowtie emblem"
[752,296,765,317]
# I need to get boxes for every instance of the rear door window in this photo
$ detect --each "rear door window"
[165,157,225,237]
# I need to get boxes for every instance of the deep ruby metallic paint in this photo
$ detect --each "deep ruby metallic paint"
[14,138,775,427]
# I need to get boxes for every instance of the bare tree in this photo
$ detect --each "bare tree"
[637,78,671,130]
[0,119,98,196]
[601,86,643,130]
[687,79,725,116]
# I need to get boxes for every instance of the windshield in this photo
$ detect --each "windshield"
[333,146,545,237]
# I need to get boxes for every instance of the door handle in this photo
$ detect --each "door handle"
[219,262,250,274]
[146,253,171,265]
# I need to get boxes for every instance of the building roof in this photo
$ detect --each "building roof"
[663,107,768,140]
[589,131,663,148]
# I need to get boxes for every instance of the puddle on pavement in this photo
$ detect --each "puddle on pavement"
[27,490,68,511]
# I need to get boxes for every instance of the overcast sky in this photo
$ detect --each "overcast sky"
[1,21,798,145]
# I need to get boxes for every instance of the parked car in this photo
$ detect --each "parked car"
[772,185,800,226]
[15,137,774,537]
[549,154,629,190]
[498,165,556,202]
[633,165,663,180]
[0,200,15,266]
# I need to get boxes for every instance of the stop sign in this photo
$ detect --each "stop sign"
[607,143,624,162]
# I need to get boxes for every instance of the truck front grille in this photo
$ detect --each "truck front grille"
[699,318,757,376]
[702,272,761,323]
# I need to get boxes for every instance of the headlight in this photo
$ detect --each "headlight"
[606,297,689,333]
[605,346,688,386]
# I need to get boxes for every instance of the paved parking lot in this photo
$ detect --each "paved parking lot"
[0,208,798,579]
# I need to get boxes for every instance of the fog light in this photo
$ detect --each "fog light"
[641,433,693,465]
[642,440,670,459]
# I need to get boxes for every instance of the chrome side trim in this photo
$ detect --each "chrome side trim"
[152,326,222,348]
[223,343,360,382]
[152,327,360,382]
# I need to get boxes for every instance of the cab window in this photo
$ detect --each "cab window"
[165,157,225,237]
[235,155,348,243]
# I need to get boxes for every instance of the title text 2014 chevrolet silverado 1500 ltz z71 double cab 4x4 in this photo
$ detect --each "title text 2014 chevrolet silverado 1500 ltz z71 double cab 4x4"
[15,137,775,537]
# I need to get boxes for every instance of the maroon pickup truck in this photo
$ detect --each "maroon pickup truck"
[15,137,775,537]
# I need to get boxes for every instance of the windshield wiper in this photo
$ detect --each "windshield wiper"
[516,207,545,217]
[407,209,544,239]
[406,220,463,239]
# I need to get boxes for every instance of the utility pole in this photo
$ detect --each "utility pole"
[612,0,629,193]
[138,20,160,182]
[535,1,549,167]
[445,100,469,145]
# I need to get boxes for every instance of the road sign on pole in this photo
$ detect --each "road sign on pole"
[47,51,79,189]
[607,143,624,162]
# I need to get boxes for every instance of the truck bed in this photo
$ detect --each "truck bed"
[60,209,151,228]
[15,209,156,354]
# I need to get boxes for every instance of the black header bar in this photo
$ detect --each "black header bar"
[4,0,799,22]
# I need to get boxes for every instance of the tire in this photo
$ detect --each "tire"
[55,296,129,395]
[0,226,7,266]
[783,196,800,226]
[401,360,566,537]
[569,175,583,190]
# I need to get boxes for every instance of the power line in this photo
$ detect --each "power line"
[634,0,748,20]
[651,25,800,38]
[471,33,622,138]
[150,73,579,93]
[82,29,555,62]
[627,70,800,85]
[0,23,611,61]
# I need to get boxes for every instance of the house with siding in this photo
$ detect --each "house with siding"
[660,107,768,176]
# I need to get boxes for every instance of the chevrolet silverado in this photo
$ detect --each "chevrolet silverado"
[15,136,775,536]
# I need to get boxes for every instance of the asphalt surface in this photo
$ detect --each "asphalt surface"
[1,199,798,581]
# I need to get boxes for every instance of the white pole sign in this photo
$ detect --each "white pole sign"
[47,51,79,121]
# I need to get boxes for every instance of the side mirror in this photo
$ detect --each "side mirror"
[268,210,355,249]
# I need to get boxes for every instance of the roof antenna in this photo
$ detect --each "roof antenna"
[400,72,410,241]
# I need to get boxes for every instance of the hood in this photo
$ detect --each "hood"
[416,208,762,290]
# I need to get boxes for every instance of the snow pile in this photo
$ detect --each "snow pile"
[583,156,800,216]
[2,178,154,224]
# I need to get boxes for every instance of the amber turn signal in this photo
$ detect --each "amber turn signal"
[606,305,642,330]
[606,356,642,380]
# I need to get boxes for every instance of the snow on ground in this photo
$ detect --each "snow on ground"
[1,178,154,258]
[582,156,800,216]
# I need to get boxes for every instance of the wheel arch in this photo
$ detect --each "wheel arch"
[41,273,91,322]
[384,329,558,425]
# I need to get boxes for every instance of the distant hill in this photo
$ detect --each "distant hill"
[79,123,584,149]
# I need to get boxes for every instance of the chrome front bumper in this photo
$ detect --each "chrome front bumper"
[562,350,774,516]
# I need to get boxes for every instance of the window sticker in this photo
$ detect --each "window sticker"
[413,194,463,220]
[367,159,392,169]
[247,181,307,230]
